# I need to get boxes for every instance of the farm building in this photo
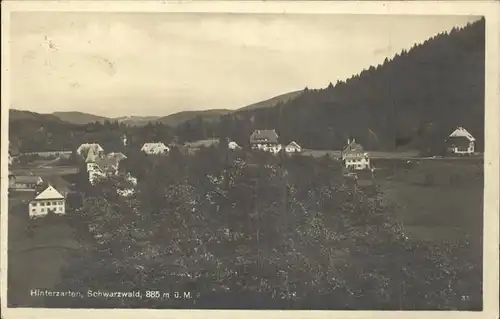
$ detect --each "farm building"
[86,148,104,184]
[107,152,128,161]
[77,143,104,158]
[228,141,242,150]
[341,138,370,171]
[95,157,122,176]
[141,142,169,155]
[85,149,124,184]
[285,141,302,153]
[28,184,65,218]
[250,129,282,154]
[445,126,475,155]
[9,175,44,191]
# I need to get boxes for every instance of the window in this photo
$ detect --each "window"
[59,207,63,211]
[41,208,45,212]
[52,201,56,205]
[32,208,36,212]
[40,202,45,206]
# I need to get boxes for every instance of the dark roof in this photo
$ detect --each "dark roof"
[342,140,364,153]
[95,157,120,172]
[445,136,472,145]
[250,129,279,144]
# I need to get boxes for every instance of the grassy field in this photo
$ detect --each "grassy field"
[11,166,78,177]
[302,149,421,159]
[302,148,483,160]
[8,197,82,307]
[377,160,483,264]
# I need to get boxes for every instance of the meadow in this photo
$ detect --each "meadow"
[7,196,81,307]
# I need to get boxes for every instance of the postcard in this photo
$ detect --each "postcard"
[1,1,499,319]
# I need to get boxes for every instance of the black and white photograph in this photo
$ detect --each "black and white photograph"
[1,1,499,317]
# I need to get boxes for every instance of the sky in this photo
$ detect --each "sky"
[10,12,480,118]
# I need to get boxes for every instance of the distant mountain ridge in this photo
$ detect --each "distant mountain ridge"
[10,109,66,123]
[52,112,110,125]
[15,89,304,127]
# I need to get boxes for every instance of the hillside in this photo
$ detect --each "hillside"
[10,109,66,123]
[51,112,163,126]
[237,90,303,111]
[210,18,485,153]
[49,109,235,127]
[114,116,162,126]
[51,111,110,125]
[157,109,234,127]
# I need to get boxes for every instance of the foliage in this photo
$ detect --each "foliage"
[50,148,481,310]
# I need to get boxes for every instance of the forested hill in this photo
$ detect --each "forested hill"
[213,18,485,153]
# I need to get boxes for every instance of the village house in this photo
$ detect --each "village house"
[341,138,370,171]
[228,141,242,150]
[445,126,476,155]
[86,148,105,184]
[141,142,169,155]
[9,175,44,191]
[85,148,124,184]
[77,143,104,159]
[95,157,122,176]
[28,184,66,218]
[107,152,128,161]
[285,141,302,153]
[250,129,282,153]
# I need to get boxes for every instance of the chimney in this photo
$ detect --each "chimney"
[347,138,351,144]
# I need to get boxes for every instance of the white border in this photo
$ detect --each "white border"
[1,1,499,319]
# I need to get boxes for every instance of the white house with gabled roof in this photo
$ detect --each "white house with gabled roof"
[341,138,370,171]
[29,184,66,218]
[228,141,242,150]
[77,143,104,158]
[285,141,302,153]
[445,126,476,155]
[250,129,282,153]
[141,142,169,155]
